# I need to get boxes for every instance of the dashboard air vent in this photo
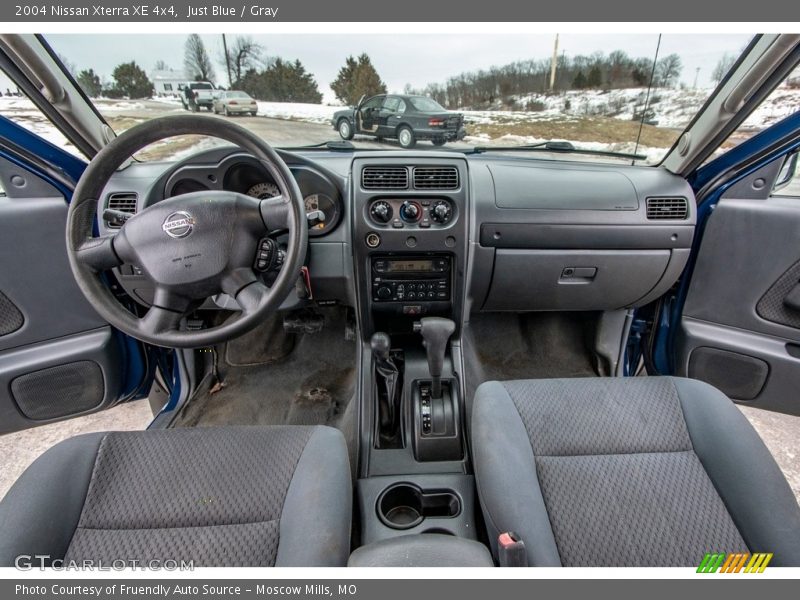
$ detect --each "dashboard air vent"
[362,166,409,190]
[646,196,688,220]
[105,192,138,228]
[413,166,459,190]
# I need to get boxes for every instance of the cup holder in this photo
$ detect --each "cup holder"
[377,483,461,530]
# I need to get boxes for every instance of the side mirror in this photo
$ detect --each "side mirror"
[774,152,798,193]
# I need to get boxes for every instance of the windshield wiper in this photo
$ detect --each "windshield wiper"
[284,140,356,152]
[468,140,645,161]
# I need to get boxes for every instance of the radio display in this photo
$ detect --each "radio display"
[386,260,434,273]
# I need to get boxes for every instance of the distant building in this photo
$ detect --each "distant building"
[150,69,190,97]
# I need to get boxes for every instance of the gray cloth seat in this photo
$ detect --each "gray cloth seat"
[472,377,800,567]
[0,426,351,567]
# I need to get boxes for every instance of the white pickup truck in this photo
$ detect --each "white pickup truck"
[181,81,216,111]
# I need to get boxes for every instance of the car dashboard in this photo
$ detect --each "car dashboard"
[97,146,696,324]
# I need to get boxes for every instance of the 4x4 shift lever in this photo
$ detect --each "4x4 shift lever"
[413,317,455,399]
[371,332,402,445]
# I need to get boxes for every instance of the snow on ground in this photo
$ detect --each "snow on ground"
[0,95,82,156]
[2,85,799,165]
[255,101,339,124]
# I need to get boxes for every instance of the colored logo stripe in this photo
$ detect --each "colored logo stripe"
[697,553,773,573]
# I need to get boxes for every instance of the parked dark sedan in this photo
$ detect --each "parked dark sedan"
[332,94,466,148]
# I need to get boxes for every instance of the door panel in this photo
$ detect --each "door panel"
[0,154,128,433]
[675,188,800,415]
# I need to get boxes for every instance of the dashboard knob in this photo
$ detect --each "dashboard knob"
[400,201,421,222]
[377,286,392,299]
[370,201,393,224]
[431,201,452,224]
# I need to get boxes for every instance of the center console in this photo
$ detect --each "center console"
[351,154,474,548]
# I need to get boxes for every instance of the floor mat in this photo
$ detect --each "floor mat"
[175,308,357,432]
[463,312,597,406]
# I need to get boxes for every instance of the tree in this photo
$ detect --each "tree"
[76,68,102,97]
[239,58,323,103]
[330,54,387,105]
[106,62,152,99]
[184,34,215,82]
[712,53,736,85]
[655,54,683,88]
[153,60,170,71]
[587,64,603,88]
[572,70,587,89]
[223,36,262,87]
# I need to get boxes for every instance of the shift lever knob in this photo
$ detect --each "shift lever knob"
[370,332,392,361]
[413,317,455,398]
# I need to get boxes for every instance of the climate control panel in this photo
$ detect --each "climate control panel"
[368,198,455,228]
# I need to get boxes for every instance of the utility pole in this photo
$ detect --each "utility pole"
[549,33,559,92]
[694,67,700,89]
[222,34,233,88]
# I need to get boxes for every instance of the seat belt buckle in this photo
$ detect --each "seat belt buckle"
[498,531,527,567]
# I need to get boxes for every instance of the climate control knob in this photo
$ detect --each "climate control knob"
[431,200,452,224]
[399,201,421,222]
[370,201,393,224]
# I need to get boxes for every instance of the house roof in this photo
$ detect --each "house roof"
[150,69,189,81]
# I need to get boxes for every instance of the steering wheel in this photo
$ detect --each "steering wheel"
[66,115,308,349]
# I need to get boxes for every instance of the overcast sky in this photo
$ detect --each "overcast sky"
[5,34,754,102]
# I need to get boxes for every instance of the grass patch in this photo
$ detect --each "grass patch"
[468,115,682,148]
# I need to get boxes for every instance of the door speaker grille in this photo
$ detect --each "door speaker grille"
[11,361,104,421]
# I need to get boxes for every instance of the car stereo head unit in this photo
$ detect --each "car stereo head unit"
[371,256,451,304]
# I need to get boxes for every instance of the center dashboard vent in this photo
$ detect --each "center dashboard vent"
[362,166,409,190]
[646,196,689,220]
[105,192,138,228]
[413,166,459,190]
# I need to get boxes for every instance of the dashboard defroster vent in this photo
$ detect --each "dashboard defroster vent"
[105,192,138,228]
[362,166,409,190]
[413,166,459,190]
[646,197,689,220]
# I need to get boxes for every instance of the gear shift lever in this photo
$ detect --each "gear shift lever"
[413,317,455,399]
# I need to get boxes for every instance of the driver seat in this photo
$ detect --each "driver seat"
[0,426,351,567]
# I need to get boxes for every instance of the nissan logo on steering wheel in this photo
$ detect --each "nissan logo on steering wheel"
[162,211,196,239]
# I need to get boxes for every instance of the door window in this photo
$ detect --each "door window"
[361,96,384,111]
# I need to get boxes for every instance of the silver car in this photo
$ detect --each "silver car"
[212,91,258,116]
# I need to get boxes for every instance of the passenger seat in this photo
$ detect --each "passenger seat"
[471,377,800,566]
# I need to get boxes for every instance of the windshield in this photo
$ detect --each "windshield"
[34,33,757,164]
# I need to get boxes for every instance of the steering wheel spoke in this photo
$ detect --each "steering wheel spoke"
[75,235,123,272]
[221,270,270,315]
[260,194,291,233]
[234,281,270,314]
[139,288,192,336]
